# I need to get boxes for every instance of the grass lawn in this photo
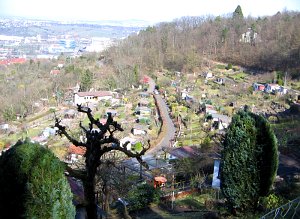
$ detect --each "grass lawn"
[82,111,102,126]
[1,126,43,143]
[175,193,214,209]
[271,115,300,150]
[131,204,208,219]
[25,110,53,123]
[228,72,248,81]
[179,138,202,146]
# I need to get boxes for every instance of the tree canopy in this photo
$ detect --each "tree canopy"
[220,110,278,212]
[126,183,161,212]
[80,69,94,91]
[0,140,75,219]
[233,5,244,19]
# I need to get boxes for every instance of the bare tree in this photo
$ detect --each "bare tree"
[55,104,149,219]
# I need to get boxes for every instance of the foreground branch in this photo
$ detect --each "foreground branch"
[54,106,149,219]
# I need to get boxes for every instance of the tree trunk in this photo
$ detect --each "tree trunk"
[84,177,97,219]
[84,145,101,219]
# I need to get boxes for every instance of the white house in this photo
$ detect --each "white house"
[240,27,258,44]
[214,77,225,85]
[205,72,213,79]
[210,113,231,130]
[74,91,112,105]
[42,127,58,138]
[181,90,188,100]
[132,124,147,135]
[265,84,287,94]
[57,63,64,69]
[0,123,9,131]
[265,84,281,93]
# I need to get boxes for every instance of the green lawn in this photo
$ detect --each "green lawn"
[82,111,102,126]
[131,204,208,219]
[228,72,248,81]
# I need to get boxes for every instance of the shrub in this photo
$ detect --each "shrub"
[259,194,281,210]
[216,64,226,69]
[0,140,75,218]
[127,183,161,211]
[226,63,233,70]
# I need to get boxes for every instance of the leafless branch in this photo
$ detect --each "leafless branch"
[64,163,87,180]
[55,118,87,147]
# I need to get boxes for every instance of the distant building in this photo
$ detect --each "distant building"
[265,84,287,94]
[57,63,64,69]
[68,145,86,163]
[214,77,225,85]
[204,104,217,115]
[74,91,113,105]
[204,72,213,79]
[240,28,258,45]
[167,146,200,160]
[253,83,265,91]
[50,69,60,75]
[0,58,26,65]
[210,113,231,130]
[59,39,76,49]
[132,124,147,135]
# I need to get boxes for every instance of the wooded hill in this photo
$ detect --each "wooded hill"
[1,6,299,122]
[105,7,300,78]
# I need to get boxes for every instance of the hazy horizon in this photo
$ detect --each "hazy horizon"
[0,0,300,24]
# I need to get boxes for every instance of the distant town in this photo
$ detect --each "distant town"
[0,17,144,60]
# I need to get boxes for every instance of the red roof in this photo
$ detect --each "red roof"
[76,91,112,97]
[154,176,167,183]
[68,145,86,156]
[0,58,26,65]
[50,69,60,74]
[141,76,149,84]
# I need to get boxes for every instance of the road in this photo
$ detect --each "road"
[120,76,175,179]
[145,76,176,155]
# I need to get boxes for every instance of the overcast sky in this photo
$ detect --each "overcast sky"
[0,0,299,23]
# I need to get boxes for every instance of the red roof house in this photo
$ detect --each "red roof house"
[0,58,26,65]
[50,69,61,75]
[69,145,86,156]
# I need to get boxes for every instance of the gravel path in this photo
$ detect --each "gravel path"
[146,76,176,155]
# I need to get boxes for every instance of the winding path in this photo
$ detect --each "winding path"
[146,76,176,155]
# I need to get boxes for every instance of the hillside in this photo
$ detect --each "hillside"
[105,9,300,79]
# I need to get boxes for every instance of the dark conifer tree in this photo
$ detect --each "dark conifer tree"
[220,109,278,212]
